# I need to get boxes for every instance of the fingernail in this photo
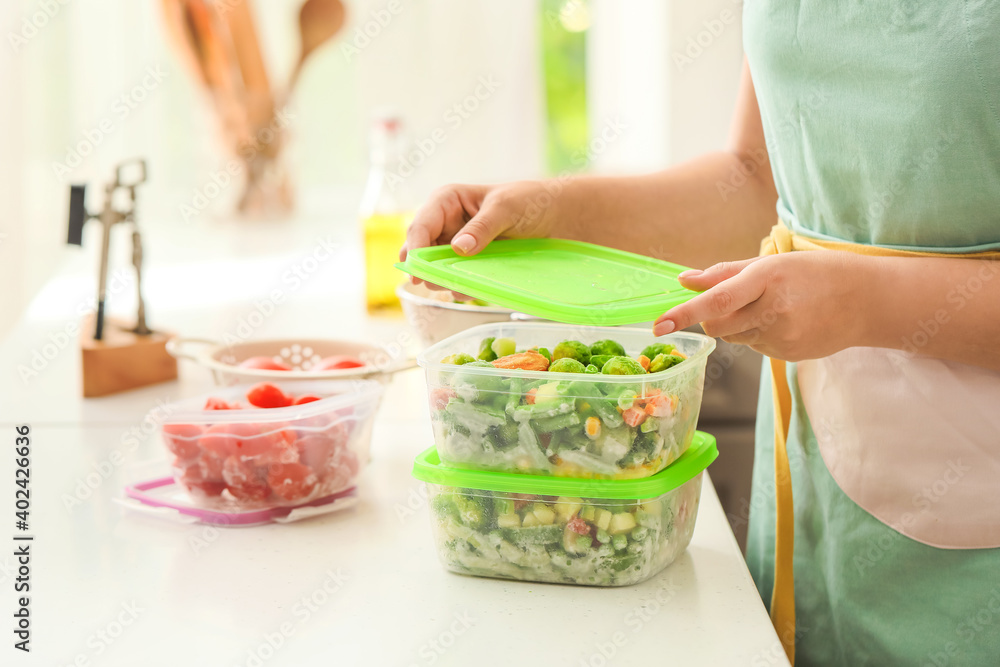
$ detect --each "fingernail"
[678,269,702,278]
[452,234,475,254]
[653,319,676,336]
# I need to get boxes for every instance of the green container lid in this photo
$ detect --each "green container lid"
[412,432,717,500]
[395,239,699,325]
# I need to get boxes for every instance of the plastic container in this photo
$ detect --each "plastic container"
[417,322,716,478]
[412,431,717,586]
[159,380,383,510]
[396,281,514,347]
[396,238,698,326]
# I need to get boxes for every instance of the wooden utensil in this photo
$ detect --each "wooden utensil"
[286,0,346,98]
[218,0,274,137]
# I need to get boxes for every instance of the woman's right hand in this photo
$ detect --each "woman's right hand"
[399,180,560,277]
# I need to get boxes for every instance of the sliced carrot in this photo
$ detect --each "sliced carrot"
[526,387,538,405]
[637,354,651,372]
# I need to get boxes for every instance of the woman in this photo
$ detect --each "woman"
[401,4,1000,665]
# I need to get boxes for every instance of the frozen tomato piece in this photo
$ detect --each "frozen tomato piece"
[198,422,259,458]
[198,452,226,482]
[238,356,293,371]
[267,463,319,502]
[429,387,456,411]
[295,435,336,471]
[177,460,226,497]
[222,456,271,502]
[313,355,365,371]
[567,516,591,536]
[182,479,227,498]
[163,423,202,461]
[292,394,322,405]
[622,406,648,428]
[343,449,361,478]
[204,397,233,410]
[643,394,675,418]
[322,466,351,492]
[246,382,293,409]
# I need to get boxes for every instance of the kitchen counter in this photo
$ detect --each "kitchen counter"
[0,216,788,667]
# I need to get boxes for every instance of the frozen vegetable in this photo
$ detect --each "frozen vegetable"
[441,353,477,365]
[549,358,587,374]
[477,337,498,361]
[649,353,686,374]
[601,356,646,375]
[491,351,550,371]
[640,343,677,360]
[589,355,613,371]
[427,480,701,586]
[429,335,703,478]
[589,339,626,357]
[552,340,591,365]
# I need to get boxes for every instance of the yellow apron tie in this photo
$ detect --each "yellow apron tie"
[757,220,1000,665]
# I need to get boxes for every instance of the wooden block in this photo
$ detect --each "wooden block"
[80,314,178,397]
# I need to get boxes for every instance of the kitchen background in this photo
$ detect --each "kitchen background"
[0,0,757,546]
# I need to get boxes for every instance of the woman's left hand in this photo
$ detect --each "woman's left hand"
[653,252,873,361]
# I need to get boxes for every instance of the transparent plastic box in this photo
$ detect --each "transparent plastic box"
[158,380,382,511]
[417,322,715,479]
[412,432,717,586]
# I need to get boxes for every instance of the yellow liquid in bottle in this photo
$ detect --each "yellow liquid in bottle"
[363,211,411,310]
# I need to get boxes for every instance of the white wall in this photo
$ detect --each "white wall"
[588,0,744,172]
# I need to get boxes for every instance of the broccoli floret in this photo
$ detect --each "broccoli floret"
[549,358,586,374]
[441,353,476,365]
[477,337,498,361]
[601,356,647,375]
[552,340,591,365]
[454,493,492,529]
[640,343,676,360]
[649,353,686,373]
[589,339,626,357]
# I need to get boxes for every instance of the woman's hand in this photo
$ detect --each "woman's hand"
[399,180,559,273]
[653,252,873,361]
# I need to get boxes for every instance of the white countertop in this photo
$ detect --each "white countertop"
[0,217,788,667]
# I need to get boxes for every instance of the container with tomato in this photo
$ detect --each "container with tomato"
[160,380,382,510]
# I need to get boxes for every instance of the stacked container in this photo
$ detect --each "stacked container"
[413,322,718,586]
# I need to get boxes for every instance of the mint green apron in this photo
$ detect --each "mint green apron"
[743,2,1000,664]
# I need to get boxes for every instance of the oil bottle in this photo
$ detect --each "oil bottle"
[360,113,411,310]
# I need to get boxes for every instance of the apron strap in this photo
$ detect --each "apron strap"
[757,220,1000,664]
